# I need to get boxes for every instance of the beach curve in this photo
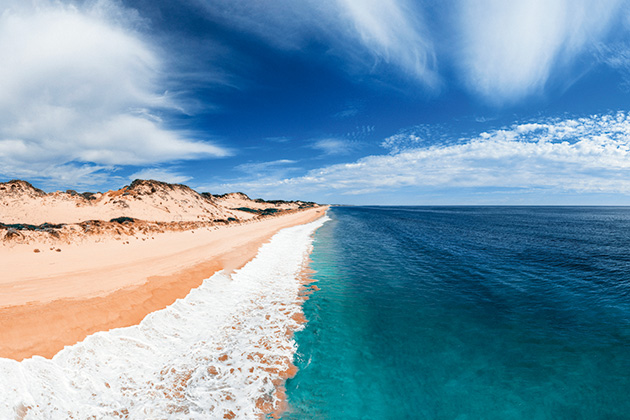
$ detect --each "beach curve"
[0,211,329,419]
[1,206,327,361]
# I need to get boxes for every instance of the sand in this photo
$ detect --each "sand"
[0,179,308,224]
[0,206,327,361]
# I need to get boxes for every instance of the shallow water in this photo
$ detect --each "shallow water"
[283,207,630,419]
[0,217,327,419]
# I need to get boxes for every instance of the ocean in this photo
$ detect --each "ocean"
[3,207,629,419]
[283,206,630,420]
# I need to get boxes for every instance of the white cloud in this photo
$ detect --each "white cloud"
[188,0,630,103]
[312,138,358,156]
[596,42,630,90]
[455,0,623,103]
[336,0,438,86]
[191,0,438,87]
[235,159,297,174]
[214,112,630,199]
[0,162,116,190]
[381,124,454,153]
[0,1,228,185]
[129,168,192,184]
[334,107,360,119]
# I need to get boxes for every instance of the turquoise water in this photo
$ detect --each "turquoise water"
[282,207,630,420]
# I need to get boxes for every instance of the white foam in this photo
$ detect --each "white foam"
[0,216,329,419]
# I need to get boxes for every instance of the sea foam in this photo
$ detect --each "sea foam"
[0,216,328,419]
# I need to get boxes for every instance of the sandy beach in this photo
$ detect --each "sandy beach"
[1,205,327,361]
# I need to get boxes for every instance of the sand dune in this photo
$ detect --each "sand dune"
[0,179,326,361]
[0,179,312,224]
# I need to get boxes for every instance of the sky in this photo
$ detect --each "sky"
[2,0,630,204]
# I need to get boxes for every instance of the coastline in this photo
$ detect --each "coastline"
[267,237,326,419]
[0,209,329,419]
[0,206,328,361]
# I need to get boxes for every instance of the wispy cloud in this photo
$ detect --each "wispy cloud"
[0,163,117,190]
[264,137,292,144]
[216,112,630,199]
[0,1,228,187]
[333,107,360,119]
[195,159,301,194]
[336,0,438,86]
[311,138,358,156]
[191,0,438,88]
[596,41,630,91]
[455,0,624,103]
[381,124,455,154]
[235,159,298,176]
[185,0,630,104]
[128,168,192,184]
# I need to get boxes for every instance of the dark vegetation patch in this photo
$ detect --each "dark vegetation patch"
[214,192,250,199]
[233,207,280,216]
[110,217,135,224]
[4,228,24,240]
[260,208,279,215]
[0,222,65,231]
[234,207,259,214]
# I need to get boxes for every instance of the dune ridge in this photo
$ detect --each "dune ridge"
[0,178,314,225]
[0,179,325,361]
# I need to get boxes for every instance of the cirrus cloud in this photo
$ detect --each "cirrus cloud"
[455,0,624,103]
[189,0,630,104]
[190,0,439,88]
[128,168,192,184]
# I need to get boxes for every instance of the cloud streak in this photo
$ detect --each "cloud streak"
[129,168,192,184]
[191,0,438,87]
[455,0,624,103]
[190,0,630,103]
[311,138,358,156]
[336,0,438,86]
[235,159,297,174]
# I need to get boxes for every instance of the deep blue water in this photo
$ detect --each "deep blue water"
[281,206,630,420]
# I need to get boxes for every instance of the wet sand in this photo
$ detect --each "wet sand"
[0,207,327,361]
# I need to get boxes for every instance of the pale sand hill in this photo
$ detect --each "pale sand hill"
[212,191,306,212]
[0,179,312,225]
[0,179,326,361]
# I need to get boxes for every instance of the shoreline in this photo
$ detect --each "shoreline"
[267,238,326,419]
[0,206,328,361]
[0,209,329,419]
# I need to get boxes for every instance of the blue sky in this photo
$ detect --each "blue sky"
[2,0,630,204]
